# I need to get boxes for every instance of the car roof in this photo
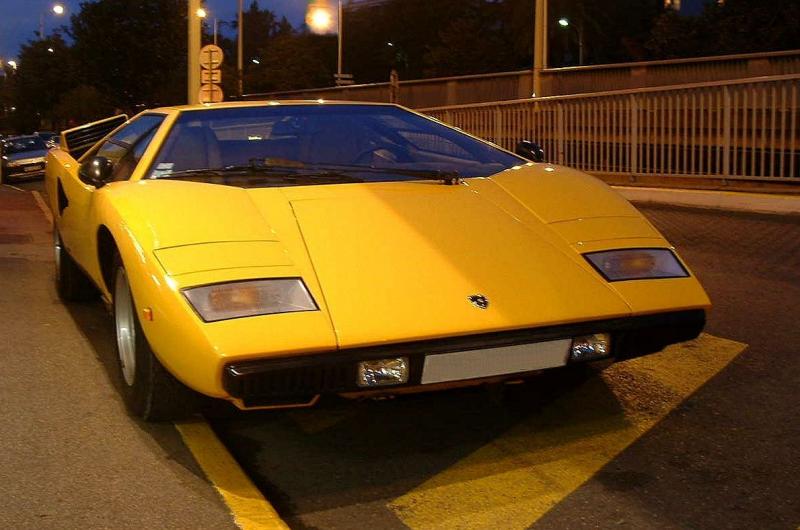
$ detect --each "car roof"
[149,100,399,114]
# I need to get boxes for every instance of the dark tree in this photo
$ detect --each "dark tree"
[68,0,188,109]
[10,35,76,132]
[647,0,800,58]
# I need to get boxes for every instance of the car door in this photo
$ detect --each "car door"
[59,114,165,270]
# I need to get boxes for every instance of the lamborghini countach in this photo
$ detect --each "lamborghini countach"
[45,101,710,421]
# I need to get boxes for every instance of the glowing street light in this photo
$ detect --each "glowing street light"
[40,4,66,39]
[306,2,334,34]
[196,7,207,19]
[8,60,18,70]
[557,16,584,65]
[47,47,55,53]
[306,1,347,85]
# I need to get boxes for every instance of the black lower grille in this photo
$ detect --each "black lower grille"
[238,363,355,400]
[223,310,706,408]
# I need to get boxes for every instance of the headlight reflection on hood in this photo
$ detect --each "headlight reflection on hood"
[584,248,689,282]
[183,278,318,322]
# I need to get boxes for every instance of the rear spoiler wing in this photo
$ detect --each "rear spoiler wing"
[59,114,129,160]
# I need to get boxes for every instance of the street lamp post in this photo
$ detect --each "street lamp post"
[39,4,66,40]
[306,1,346,84]
[558,17,584,66]
[187,0,202,104]
[337,1,344,80]
[238,0,244,98]
[532,0,548,97]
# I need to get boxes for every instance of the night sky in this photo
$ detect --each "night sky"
[0,0,308,60]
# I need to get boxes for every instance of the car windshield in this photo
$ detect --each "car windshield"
[148,104,524,186]
[3,136,46,154]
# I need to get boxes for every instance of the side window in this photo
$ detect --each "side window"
[111,126,160,181]
[93,115,164,181]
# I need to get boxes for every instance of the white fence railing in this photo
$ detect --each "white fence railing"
[422,75,800,181]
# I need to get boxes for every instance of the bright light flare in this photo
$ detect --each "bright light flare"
[558,18,570,27]
[52,4,65,15]
[196,7,208,18]
[306,2,335,34]
[8,60,18,69]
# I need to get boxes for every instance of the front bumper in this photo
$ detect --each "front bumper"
[2,162,46,179]
[224,309,705,408]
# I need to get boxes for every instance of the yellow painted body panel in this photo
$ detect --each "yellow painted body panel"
[155,241,292,276]
[281,182,631,347]
[44,102,710,401]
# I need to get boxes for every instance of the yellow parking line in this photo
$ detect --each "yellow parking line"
[390,333,747,529]
[32,190,53,225]
[175,420,289,530]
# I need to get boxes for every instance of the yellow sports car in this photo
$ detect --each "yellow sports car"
[45,101,710,421]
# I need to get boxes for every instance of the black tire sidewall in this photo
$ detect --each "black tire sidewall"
[55,229,95,302]
[112,259,152,417]
[111,255,196,421]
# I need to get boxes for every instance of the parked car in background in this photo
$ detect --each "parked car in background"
[1,135,49,182]
[36,131,60,149]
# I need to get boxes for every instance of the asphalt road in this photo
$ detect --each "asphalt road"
[0,180,236,530]
[3,178,799,529]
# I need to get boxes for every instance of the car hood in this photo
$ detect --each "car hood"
[253,177,633,347]
[4,149,47,162]
[111,167,669,349]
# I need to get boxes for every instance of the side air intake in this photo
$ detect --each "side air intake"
[60,114,128,160]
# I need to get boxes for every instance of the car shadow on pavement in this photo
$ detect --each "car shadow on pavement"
[209,363,630,525]
[62,298,212,482]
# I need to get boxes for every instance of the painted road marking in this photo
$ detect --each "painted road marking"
[31,190,53,225]
[176,420,289,530]
[389,333,747,529]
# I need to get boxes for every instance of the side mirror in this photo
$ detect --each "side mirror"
[79,156,114,187]
[515,140,545,163]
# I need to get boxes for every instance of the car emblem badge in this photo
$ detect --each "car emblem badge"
[468,294,489,310]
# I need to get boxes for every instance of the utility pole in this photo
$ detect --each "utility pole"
[238,0,244,98]
[188,0,201,104]
[337,0,343,78]
[532,0,548,98]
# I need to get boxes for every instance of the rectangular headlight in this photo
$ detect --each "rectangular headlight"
[584,248,688,282]
[183,278,317,322]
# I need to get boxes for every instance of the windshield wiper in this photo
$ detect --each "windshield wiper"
[156,166,364,185]
[248,159,463,185]
[159,160,462,185]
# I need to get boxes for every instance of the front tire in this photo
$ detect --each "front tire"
[113,256,196,421]
[55,230,96,302]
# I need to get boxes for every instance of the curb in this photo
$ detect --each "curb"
[613,186,800,215]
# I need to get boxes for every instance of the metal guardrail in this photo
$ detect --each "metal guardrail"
[541,49,800,97]
[422,75,800,181]
[246,49,800,108]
